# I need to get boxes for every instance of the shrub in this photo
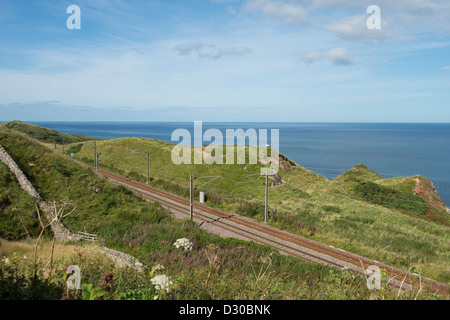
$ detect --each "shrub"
[354,181,427,214]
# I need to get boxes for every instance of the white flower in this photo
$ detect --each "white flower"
[151,274,174,293]
[173,238,193,251]
[2,258,10,264]
[152,263,164,272]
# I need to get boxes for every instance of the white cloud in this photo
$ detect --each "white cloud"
[302,48,354,66]
[174,43,251,59]
[226,6,238,15]
[228,0,450,43]
[326,47,354,66]
[311,0,365,11]
[314,0,450,35]
[223,47,252,55]
[301,51,322,65]
[243,0,308,25]
[174,42,205,56]
[326,14,389,43]
[311,0,437,13]
[199,48,223,59]
[441,66,450,71]
[211,0,240,3]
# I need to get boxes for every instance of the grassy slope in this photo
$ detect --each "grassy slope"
[64,137,450,283]
[1,122,449,283]
[3,127,428,300]
[0,121,101,144]
[0,162,41,240]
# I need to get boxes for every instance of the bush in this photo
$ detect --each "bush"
[354,181,427,214]
[66,144,83,154]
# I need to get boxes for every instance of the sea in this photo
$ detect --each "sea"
[27,122,450,207]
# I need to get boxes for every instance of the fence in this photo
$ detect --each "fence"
[77,231,98,242]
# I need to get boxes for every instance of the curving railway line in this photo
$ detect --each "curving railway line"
[82,163,448,296]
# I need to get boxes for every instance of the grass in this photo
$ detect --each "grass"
[0,161,41,240]
[0,238,109,273]
[0,238,443,300]
[0,123,448,299]
[0,121,101,144]
[58,134,450,282]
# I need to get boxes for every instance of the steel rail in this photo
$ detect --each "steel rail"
[78,162,448,296]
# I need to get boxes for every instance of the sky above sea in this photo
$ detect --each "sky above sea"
[0,1,450,122]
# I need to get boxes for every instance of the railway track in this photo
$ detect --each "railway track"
[83,163,448,296]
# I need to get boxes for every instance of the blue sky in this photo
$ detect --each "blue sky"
[0,0,449,122]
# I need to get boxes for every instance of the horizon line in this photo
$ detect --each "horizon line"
[2,120,450,125]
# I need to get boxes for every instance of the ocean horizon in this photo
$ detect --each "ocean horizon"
[11,121,450,207]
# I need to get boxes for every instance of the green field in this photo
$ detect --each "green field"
[0,121,101,144]
[54,128,450,283]
[0,122,449,300]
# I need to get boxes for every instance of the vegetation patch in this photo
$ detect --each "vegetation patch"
[1,121,100,144]
[353,181,427,215]
[335,164,384,182]
[1,123,449,296]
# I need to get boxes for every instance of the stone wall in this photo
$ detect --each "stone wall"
[0,144,81,242]
[0,145,40,199]
[0,143,146,269]
[95,246,145,272]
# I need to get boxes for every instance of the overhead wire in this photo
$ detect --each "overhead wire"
[77,143,448,244]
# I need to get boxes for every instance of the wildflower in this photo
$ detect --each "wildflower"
[152,263,164,272]
[173,238,193,251]
[2,258,10,264]
[103,273,114,283]
[258,256,272,264]
[102,273,114,291]
[151,274,174,293]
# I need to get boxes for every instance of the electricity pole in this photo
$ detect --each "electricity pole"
[96,152,99,173]
[190,174,194,220]
[146,150,150,184]
[265,172,269,223]
[94,141,97,168]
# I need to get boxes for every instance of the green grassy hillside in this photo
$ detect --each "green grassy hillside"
[0,121,101,144]
[0,124,448,299]
[3,126,436,300]
[0,161,40,240]
[59,134,450,282]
